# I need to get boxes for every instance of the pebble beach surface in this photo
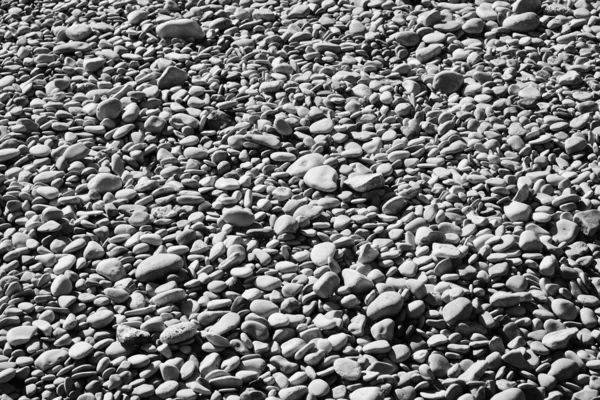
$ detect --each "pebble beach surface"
[1,0,600,400]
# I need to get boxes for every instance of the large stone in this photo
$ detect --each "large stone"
[158,66,188,90]
[135,254,183,282]
[548,358,578,382]
[303,165,338,192]
[432,71,464,94]
[35,349,68,372]
[222,207,255,227]
[96,258,127,282]
[512,0,541,13]
[7,326,38,346]
[502,12,540,33]
[286,154,325,177]
[443,297,473,326]
[366,292,404,321]
[65,24,93,41]
[344,173,385,192]
[349,387,384,400]
[160,322,198,344]
[574,210,600,236]
[342,269,374,295]
[504,201,531,222]
[333,358,362,381]
[156,19,205,41]
[88,173,123,194]
[490,388,525,400]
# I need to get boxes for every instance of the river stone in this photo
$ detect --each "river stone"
[117,324,151,346]
[209,313,241,336]
[7,326,38,346]
[548,358,579,382]
[333,358,362,381]
[309,118,334,135]
[457,360,488,382]
[135,254,183,282]
[158,66,188,90]
[311,242,337,266]
[249,299,279,318]
[35,349,68,371]
[156,19,205,41]
[160,322,198,344]
[308,379,329,397]
[68,341,94,360]
[565,136,587,155]
[443,297,473,326]
[51,275,72,296]
[88,173,123,194]
[367,292,404,320]
[345,173,385,192]
[349,387,384,400]
[88,309,115,328]
[551,299,578,320]
[65,23,93,41]
[0,148,20,163]
[303,165,338,192]
[96,258,126,282]
[128,9,149,25]
[394,31,420,47]
[432,71,464,94]
[490,388,525,400]
[504,201,532,222]
[542,328,578,350]
[274,215,299,235]
[574,210,600,236]
[314,271,340,298]
[502,12,540,33]
[342,269,374,294]
[279,386,307,400]
[286,154,325,177]
[63,143,90,162]
[222,207,255,227]
[96,98,122,120]
[513,0,541,13]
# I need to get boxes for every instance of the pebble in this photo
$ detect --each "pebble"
[303,165,338,192]
[88,173,123,194]
[367,292,404,321]
[490,388,525,400]
[68,341,94,360]
[443,297,473,326]
[502,12,540,33]
[96,258,126,282]
[156,19,205,41]
[432,71,464,94]
[6,326,37,346]
[223,206,255,227]
[160,322,198,345]
[311,242,337,266]
[504,202,532,222]
[575,210,600,236]
[333,358,362,381]
[158,66,189,90]
[551,299,578,320]
[135,254,183,282]
[345,173,385,192]
[34,349,68,372]
[349,387,384,400]
[286,154,325,177]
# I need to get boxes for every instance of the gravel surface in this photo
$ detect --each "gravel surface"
[1,0,600,400]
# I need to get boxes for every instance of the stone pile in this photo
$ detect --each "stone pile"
[1,0,600,400]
